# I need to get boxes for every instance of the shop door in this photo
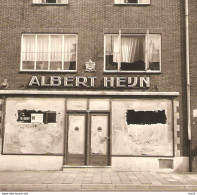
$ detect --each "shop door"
[66,113,110,166]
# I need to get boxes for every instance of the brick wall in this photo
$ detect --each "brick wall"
[0,0,188,156]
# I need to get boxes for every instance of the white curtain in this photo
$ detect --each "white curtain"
[64,35,76,62]
[33,0,43,3]
[105,35,119,62]
[148,35,160,63]
[115,0,127,3]
[121,36,145,63]
[51,35,63,62]
[37,35,49,61]
[22,35,35,61]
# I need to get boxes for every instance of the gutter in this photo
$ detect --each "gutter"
[185,0,192,172]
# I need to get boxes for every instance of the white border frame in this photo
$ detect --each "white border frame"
[104,33,162,73]
[20,34,78,73]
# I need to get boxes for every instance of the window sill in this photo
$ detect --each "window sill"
[104,70,161,74]
[32,3,68,6]
[20,70,77,73]
[114,3,150,6]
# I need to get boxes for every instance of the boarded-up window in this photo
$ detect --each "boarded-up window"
[126,110,167,125]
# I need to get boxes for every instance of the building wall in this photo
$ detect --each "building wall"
[0,0,189,165]
[189,0,197,171]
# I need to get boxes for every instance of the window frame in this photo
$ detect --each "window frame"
[20,34,78,73]
[104,33,162,73]
[114,0,150,5]
[32,0,68,5]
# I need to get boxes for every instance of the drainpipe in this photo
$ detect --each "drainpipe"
[185,0,192,172]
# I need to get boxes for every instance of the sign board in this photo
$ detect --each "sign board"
[31,113,44,123]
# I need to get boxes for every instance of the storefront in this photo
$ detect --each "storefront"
[0,90,188,172]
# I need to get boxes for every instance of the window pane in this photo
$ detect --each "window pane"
[148,34,161,71]
[22,35,35,70]
[37,35,49,70]
[64,35,77,70]
[105,35,119,71]
[121,36,145,71]
[50,35,63,70]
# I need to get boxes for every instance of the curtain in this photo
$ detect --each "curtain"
[148,35,160,63]
[121,36,145,63]
[64,35,76,62]
[51,35,63,62]
[37,35,49,61]
[22,35,35,61]
[115,0,127,3]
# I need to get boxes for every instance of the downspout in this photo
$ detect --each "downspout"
[185,0,192,172]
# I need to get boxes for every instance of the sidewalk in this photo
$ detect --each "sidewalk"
[0,169,197,191]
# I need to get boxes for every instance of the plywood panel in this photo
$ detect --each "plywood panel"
[3,98,65,154]
[89,99,110,111]
[67,99,87,110]
[111,98,173,156]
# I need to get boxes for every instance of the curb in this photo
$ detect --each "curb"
[0,184,197,191]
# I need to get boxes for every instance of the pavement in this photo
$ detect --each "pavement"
[0,169,197,192]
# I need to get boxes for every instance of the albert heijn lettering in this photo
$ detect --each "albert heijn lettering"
[29,76,150,88]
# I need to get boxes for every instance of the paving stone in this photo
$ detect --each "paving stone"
[142,172,162,185]
[134,172,152,184]
[110,172,121,184]
[93,171,102,183]
[101,172,111,184]
[117,172,131,184]
[47,184,81,191]
[126,172,141,184]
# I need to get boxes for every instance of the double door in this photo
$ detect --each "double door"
[65,112,110,166]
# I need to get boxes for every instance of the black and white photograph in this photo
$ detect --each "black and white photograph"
[0,0,197,193]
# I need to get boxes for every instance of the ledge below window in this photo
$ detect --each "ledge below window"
[19,70,77,73]
[104,71,161,74]
[32,3,68,5]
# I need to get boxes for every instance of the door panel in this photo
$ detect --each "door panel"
[90,114,109,166]
[67,114,86,165]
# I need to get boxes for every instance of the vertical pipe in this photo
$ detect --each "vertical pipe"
[185,0,192,172]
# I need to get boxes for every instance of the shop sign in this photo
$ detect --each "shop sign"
[29,76,150,88]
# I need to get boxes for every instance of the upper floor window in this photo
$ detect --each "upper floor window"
[21,34,77,72]
[33,0,68,4]
[115,0,150,5]
[104,34,161,72]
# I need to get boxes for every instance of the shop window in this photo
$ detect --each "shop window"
[21,34,77,72]
[17,110,57,124]
[33,0,68,4]
[114,0,150,4]
[104,34,161,72]
[126,110,167,125]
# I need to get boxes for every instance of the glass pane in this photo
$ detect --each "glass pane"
[22,35,35,70]
[64,35,77,70]
[22,62,34,70]
[37,35,49,70]
[50,35,63,70]
[105,35,119,71]
[120,36,145,71]
[148,34,161,71]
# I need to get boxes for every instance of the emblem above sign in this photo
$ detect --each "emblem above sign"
[85,59,96,72]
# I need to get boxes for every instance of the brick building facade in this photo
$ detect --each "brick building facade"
[0,0,195,172]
